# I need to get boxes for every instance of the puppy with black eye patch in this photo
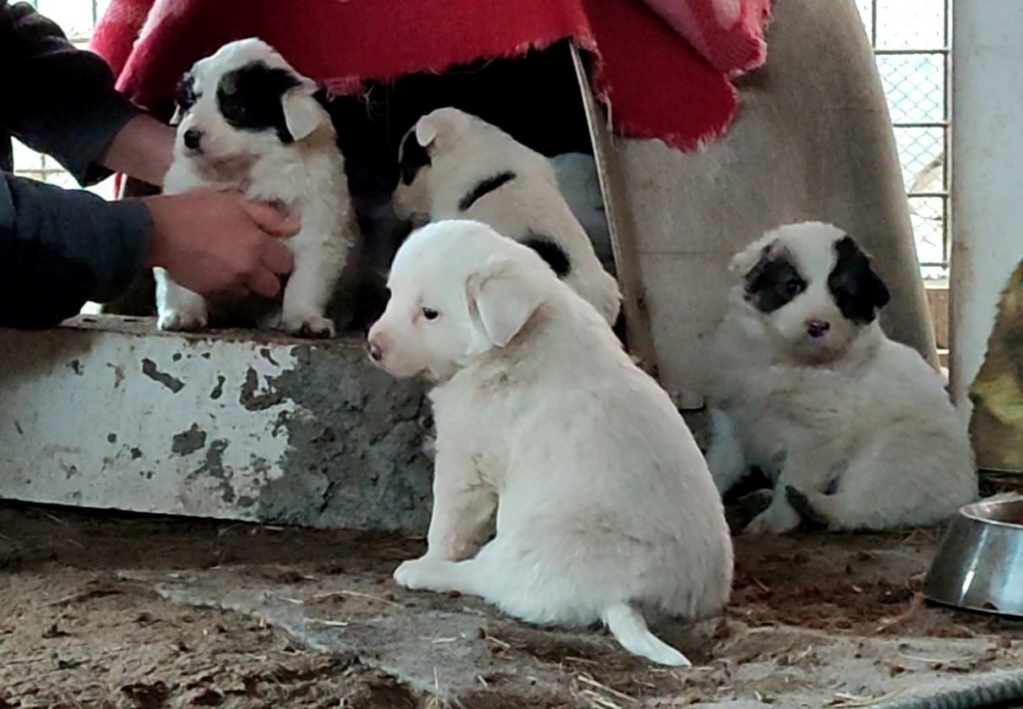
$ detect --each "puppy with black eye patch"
[392,107,622,325]
[155,37,357,337]
[702,221,976,534]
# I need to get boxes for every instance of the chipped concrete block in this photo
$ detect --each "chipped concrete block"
[0,316,433,531]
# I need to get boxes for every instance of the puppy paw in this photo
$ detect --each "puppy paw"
[393,557,455,592]
[157,308,208,332]
[282,314,335,339]
[743,502,801,535]
[785,485,830,528]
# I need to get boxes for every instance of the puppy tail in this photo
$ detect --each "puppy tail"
[602,603,692,667]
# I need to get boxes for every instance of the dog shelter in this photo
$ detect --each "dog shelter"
[0,0,937,527]
[5,0,1023,706]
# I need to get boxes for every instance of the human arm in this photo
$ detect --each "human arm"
[98,113,175,188]
[0,175,296,330]
[0,1,171,187]
[0,174,150,328]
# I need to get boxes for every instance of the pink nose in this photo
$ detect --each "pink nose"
[806,319,831,338]
[367,339,384,362]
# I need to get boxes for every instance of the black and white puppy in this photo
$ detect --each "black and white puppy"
[703,221,976,534]
[156,38,356,337]
[392,107,622,325]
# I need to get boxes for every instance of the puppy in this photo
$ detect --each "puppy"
[392,107,622,325]
[703,221,976,534]
[366,219,733,666]
[156,38,356,337]
[550,152,614,273]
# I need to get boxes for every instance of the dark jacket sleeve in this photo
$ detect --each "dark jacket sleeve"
[0,1,139,185]
[0,174,152,329]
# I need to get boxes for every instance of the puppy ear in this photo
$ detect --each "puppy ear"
[414,108,471,150]
[730,238,776,277]
[171,73,195,127]
[282,81,326,142]
[829,236,891,322]
[414,117,438,149]
[465,255,541,350]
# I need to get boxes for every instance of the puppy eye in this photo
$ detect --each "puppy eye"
[783,278,805,296]
[421,307,440,321]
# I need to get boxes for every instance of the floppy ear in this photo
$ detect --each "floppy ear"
[282,81,326,142]
[415,108,471,150]
[171,73,194,126]
[829,235,891,322]
[839,238,890,310]
[414,116,438,149]
[465,255,541,350]
[730,238,776,278]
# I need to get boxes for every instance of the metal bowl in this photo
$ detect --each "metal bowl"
[923,495,1023,618]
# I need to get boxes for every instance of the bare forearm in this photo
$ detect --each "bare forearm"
[99,113,175,187]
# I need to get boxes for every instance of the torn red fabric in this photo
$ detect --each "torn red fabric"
[641,0,774,77]
[90,0,775,152]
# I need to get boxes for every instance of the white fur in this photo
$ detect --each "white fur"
[155,38,356,337]
[367,219,733,666]
[703,221,977,534]
[393,107,622,325]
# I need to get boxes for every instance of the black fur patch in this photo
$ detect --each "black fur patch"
[398,128,431,186]
[743,244,808,313]
[827,236,890,324]
[521,234,571,278]
[457,171,517,212]
[176,72,198,113]
[216,62,302,143]
[785,485,830,529]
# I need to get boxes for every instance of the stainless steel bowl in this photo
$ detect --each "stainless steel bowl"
[923,495,1023,618]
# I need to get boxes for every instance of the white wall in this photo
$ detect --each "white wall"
[950,1,1023,411]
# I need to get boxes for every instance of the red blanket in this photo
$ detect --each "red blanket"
[91,0,774,151]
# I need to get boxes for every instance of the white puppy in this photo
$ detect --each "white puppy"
[703,221,977,534]
[156,37,356,337]
[392,107,622,325]
[366,219,733,667]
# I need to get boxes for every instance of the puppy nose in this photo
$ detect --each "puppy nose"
[183,129,203,150]
[367,338,384,362]
[806,319,831,338]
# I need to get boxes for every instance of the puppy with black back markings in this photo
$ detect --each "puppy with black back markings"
[392,107,622,325]
[703,221,976,534]
[366,219,733,667]
[156,38,357,337]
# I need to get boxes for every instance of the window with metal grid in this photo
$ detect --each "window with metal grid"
[855,0,951,282]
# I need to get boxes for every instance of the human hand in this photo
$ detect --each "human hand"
[142,190,297,299]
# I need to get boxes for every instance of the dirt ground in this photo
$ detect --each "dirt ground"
[1,500,1021,708]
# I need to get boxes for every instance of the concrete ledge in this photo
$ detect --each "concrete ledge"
[0,316,433,531]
